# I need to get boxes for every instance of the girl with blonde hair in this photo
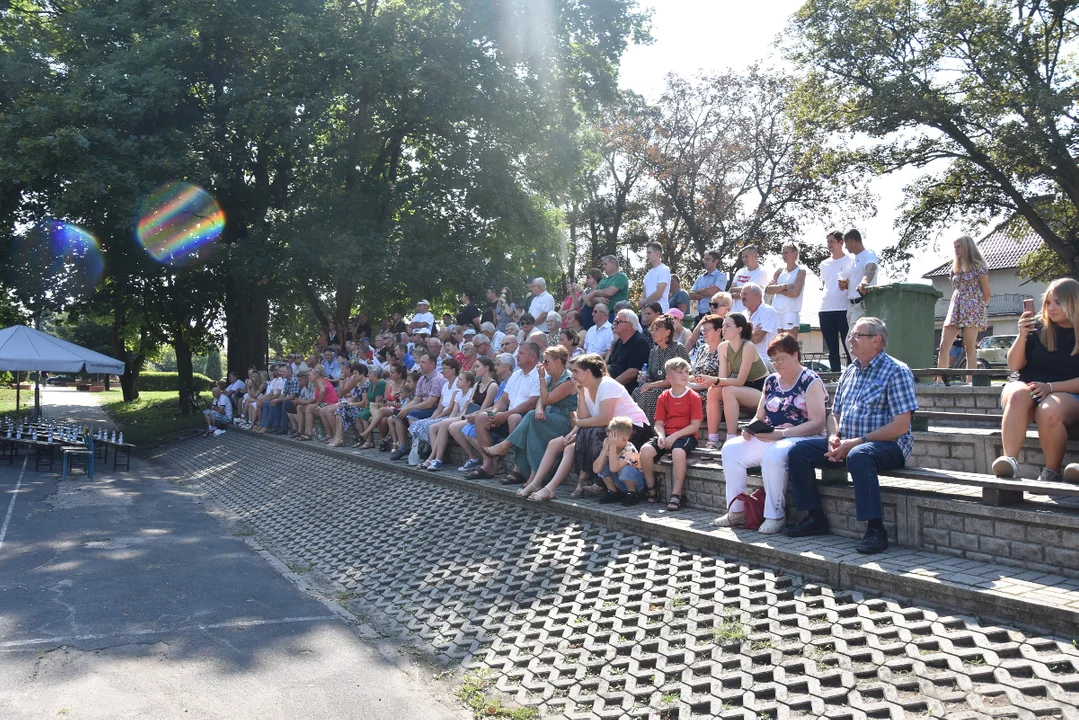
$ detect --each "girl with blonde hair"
[994,278,1079,483]
[936,234,991,379]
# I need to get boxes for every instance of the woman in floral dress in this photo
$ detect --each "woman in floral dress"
[936,235,991,378]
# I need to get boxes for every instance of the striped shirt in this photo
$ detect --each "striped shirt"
[833,351,918,458]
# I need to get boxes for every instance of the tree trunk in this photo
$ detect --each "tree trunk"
[225,284,269,376]
[334,281,356,336]
[112,304,143,402]
[175,334,194,416]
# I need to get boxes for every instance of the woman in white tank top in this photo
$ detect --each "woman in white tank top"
[766,243,807,338]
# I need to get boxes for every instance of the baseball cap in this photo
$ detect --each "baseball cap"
[418,299,430,306]
[668,308,685,320]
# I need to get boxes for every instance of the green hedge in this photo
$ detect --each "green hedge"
[138,371,216,392]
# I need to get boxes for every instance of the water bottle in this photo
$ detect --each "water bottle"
[118,432,123,444]
[639,363,648,386]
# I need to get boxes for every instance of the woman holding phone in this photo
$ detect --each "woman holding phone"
[715,334,828,533]
[936,235,991,379]
[993,278,1079,483]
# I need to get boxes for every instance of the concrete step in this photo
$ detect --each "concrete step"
[238,426,1079,638]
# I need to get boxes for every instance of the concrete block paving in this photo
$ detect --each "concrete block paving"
[158,434,1079,719]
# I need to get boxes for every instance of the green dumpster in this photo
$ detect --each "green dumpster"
[862,283,942,371]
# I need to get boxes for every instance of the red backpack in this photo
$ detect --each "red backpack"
[728,488,767,530]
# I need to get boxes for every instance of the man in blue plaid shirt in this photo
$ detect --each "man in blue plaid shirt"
[785,317,918,553]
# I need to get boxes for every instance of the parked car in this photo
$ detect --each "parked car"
[45,373,77,385]
[976,335,1016,368]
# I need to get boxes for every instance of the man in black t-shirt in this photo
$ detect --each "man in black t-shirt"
[607,308,650,393]
[456,291,482,329]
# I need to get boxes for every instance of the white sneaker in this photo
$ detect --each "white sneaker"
[713,511,744,527]
[758,517,786,534]
[992,456,1020,478]
[213,428,225,437]
[1065,463,1079,484]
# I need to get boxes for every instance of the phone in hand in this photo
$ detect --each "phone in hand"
[1023,298,1035,315]
[741,419,774,435]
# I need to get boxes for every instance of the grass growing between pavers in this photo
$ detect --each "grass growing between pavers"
[102,390,208,448]
[455,671,538,720]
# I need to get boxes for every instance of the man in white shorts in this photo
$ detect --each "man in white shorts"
[843,229,878,326]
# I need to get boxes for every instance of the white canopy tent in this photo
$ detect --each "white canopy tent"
[0,325,125,419]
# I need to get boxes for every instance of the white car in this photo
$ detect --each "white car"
[976,335,1016,368]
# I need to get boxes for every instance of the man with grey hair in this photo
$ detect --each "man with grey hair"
[588,254,629,308]
[584,303,614,359]
[480,320,504,353]
[527,277,555,325]
[785,316,917,555]
[739,282,778,359]
[607,308,649,391]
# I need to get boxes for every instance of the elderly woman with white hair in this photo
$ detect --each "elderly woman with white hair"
[545,311,563,347]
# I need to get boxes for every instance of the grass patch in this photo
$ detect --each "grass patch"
[660,692,679,706]
[455,670,538,720]
[285,562,311,575]
[713,615,748,645]
[229,523,256,537]
[102,390,210,448]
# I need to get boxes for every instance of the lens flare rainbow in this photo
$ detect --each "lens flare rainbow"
[136,182,224,266]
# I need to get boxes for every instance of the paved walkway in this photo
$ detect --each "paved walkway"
[158,433,1079,719]
[36,387,116,430]
[0,449,463,719]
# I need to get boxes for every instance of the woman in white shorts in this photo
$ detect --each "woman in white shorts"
[767,243,807,338]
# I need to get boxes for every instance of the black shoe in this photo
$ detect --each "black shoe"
[390,446,409,461]
[621,492,641,507]
[856,525,888,554]
[785,513,830,538]
[598,490,624,504]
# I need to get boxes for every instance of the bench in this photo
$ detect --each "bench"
[61,445,93,480]
[661,448,1079,507]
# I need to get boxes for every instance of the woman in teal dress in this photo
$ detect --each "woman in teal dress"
[484,345,577,489]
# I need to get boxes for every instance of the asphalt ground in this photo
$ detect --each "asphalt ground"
[0,453,464,720]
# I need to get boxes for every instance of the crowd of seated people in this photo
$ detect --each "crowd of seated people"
[202,239,1079,555]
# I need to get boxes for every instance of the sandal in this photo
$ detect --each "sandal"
[646,484,659,504]
[568,484,584,499]
[466,468,494,480]
[530,487,555,502]
[482,443,510,458]
[666,493,684,511]
[361,441,375,449]
[499,471,528,485]
[517,482,540,498]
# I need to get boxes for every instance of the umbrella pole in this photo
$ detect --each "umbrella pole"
[34,372,40,422]
[16,376,20,424]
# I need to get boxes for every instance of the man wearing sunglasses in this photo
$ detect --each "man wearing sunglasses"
[784,317,917,555]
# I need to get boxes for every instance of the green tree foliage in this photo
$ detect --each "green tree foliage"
[598,69,870,280]
[0,0,648,404]
[788,0,1079,278]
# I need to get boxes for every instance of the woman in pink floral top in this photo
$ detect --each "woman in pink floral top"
[936,235,991,378]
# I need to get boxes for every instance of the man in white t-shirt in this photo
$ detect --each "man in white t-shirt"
[527,278,555,325]
[203,385,233,436]
[468,341,542,480]
[584,304,614,359]
[729,245,770,314]
[741,283,778,360]
[641,241,672,312]
[818,230,853,371]
[842,229,878,326]
[409,300,436,333]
